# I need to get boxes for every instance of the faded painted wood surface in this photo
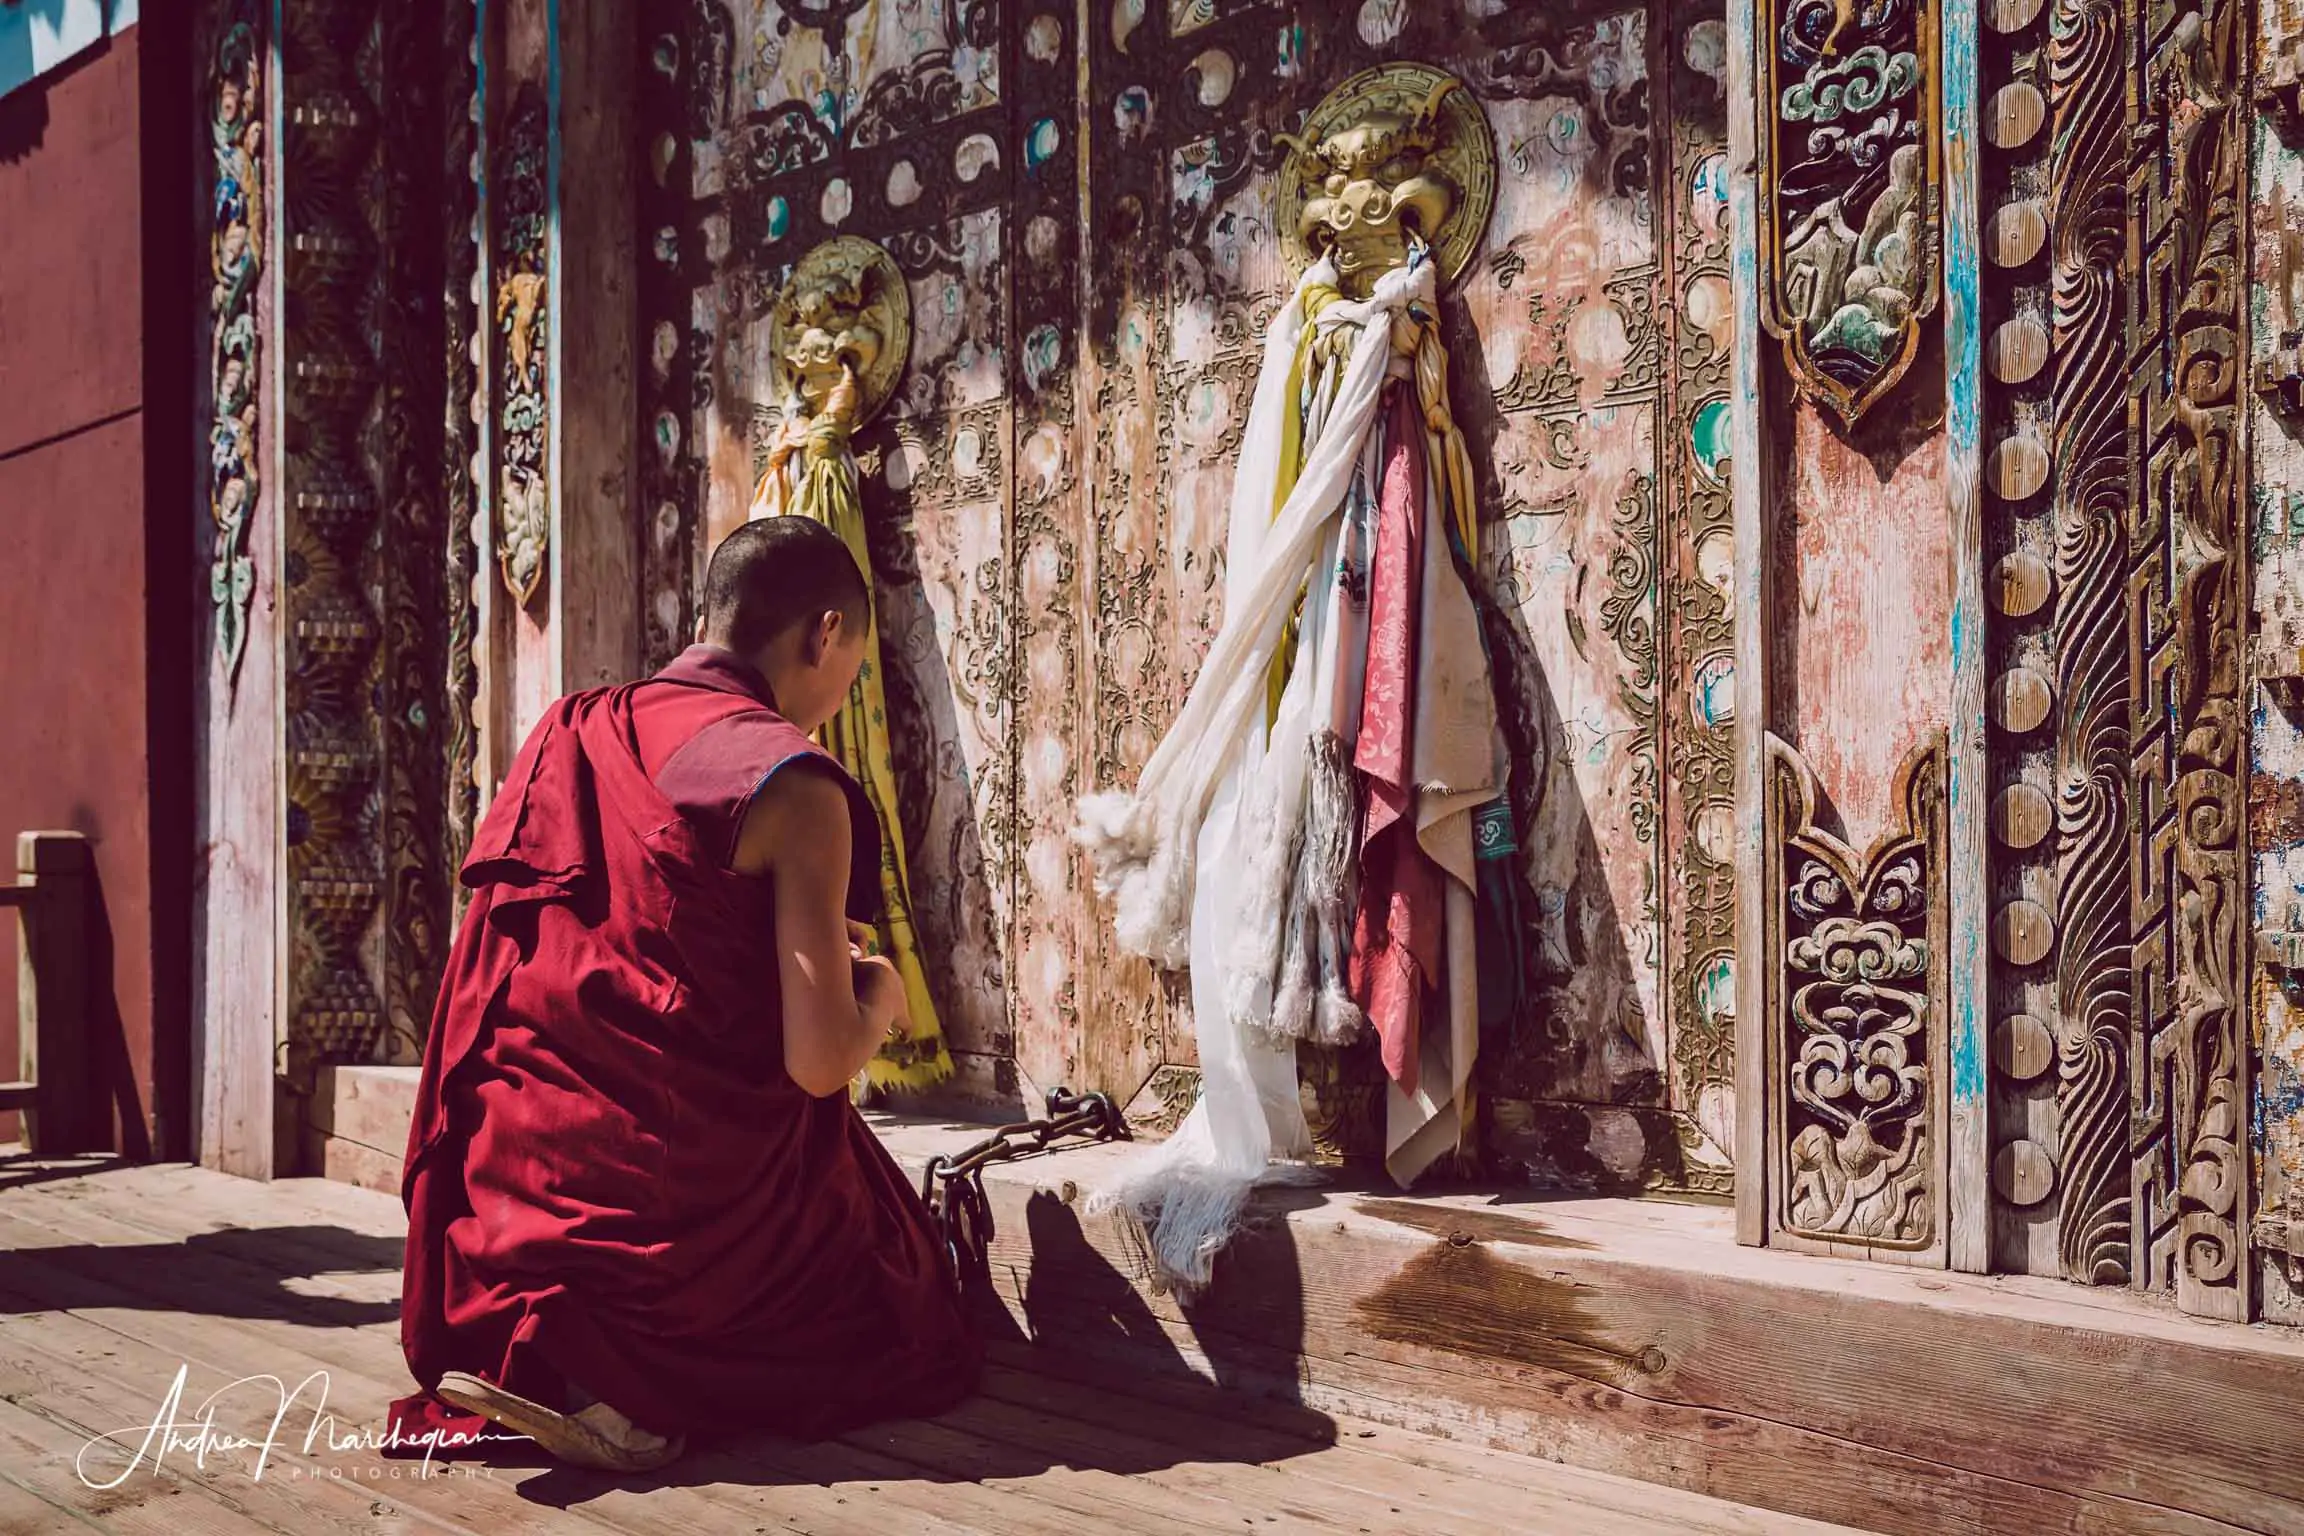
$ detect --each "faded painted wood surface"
[1943,0,1992,1274]
[550,0,641,697]
[1776,410,1952,858]
[1728,0,1771,1245]
[195,0,282,1178]
[652,0,1746,1183]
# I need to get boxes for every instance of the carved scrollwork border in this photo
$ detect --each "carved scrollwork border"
[1763,731,1951,1262]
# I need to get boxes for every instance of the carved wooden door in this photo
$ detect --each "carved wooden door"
[641,0,1737,1191]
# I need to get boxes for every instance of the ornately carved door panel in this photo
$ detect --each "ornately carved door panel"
[641,0,1742,1191]
[193,0,2303,1325]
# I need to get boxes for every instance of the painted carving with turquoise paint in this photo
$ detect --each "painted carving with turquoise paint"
[208,0,264,687]
[1760,0,1942,426]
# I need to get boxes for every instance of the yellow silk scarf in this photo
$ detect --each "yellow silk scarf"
[753,405,952,1091]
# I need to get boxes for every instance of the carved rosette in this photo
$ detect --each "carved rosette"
[494,84,550,608]
[1765,735,1948,1258]
[207,0,264,686]
[1758,0,1943,427]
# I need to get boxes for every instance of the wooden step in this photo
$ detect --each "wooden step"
[867,1112,2304,1536]
[0,1154,1879,1535]
[300,1070,2304,1534]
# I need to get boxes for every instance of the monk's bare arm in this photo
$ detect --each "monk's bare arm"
[735,764,903,1097]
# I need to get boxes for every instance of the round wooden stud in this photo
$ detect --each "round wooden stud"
[1986,316,2049,386]
[1985,0,2045,31]
[1993,1139,2057,1207]
[1991,782,2054,849]
[1992,897,2056,966]
[1989,549,2054,616]
[1987,201,2048,268]
[1989,666,2053,734]
[1986,83,2046,150]
[1992,1013,2057,1083]
[1986,431,2050,501]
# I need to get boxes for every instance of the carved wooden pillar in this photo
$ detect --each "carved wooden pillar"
[2129,0,2252,1323]
[1973,0,2073,1284]
[470,0,550,800]
[468,0,639,816]
[196,0,280,1175]
[1737,0,1963,1261]
[195,0,460,1170]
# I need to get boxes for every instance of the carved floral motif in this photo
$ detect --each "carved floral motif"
[2046,0,2133,1286]
[1768,735,1945,1252]
[2131,0,2251,1320]
[495,85,550,607]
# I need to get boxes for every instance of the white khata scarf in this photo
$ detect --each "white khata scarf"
[1074,255,1479,1288]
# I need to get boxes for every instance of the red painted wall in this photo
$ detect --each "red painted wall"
[0,23,192,1157]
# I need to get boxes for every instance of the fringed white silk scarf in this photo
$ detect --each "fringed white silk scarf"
[1075,252,1501,1288]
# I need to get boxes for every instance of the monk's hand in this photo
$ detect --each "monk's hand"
[845,920,880,960]
[852,953,910,1042]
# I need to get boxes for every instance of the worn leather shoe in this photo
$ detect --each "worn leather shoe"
[433,1370,686,1473]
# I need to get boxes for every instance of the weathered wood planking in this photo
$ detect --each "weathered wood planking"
[1728,0,1772,1245]
[0,1190,1021,1536]
[1942,0,1991,1273]
[913,1135,2302,1536]
[549,0,640,695]
[0,1159,1872,1536]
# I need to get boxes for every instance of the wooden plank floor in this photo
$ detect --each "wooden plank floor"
[0,1156,1881,1535]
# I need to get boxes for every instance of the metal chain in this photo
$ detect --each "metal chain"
[919,1087,1128,1290]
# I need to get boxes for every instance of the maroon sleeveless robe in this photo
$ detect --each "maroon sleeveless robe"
[388,645,980,1448]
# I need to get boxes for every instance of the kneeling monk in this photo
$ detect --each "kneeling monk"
[388,517,981,1471]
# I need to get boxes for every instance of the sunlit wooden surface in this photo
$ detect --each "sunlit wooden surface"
[0,1155,1878,1534]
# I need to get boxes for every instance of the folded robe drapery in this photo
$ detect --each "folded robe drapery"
[389,650,979,1447]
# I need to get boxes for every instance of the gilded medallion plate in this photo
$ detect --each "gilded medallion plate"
[1278,62,1498,289]
[768,236,912,428]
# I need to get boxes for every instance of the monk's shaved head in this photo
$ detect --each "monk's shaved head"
[702,517,872,655]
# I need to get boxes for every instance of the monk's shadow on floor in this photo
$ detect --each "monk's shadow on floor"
[0,1222,403,1327]
[509,1190,1334,1506]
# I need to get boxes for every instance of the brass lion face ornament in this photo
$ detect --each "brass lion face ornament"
[1276,63,1497,301]
[1279,80,1462,298]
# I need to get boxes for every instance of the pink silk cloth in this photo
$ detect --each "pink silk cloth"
[1349,386,1445,1094]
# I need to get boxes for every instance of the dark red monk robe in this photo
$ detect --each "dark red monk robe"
[387,645,979,1451]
